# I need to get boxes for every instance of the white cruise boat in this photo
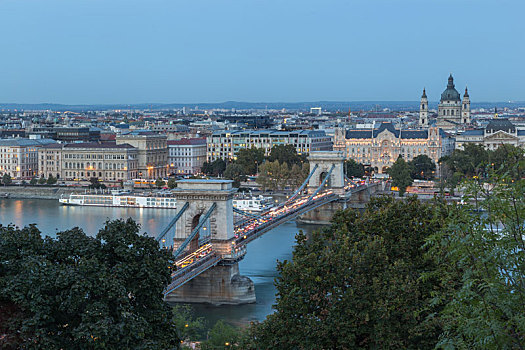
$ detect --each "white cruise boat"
[233,194,274,213]
[59,193,177,209]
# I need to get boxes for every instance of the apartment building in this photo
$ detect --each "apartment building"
[207,129,332,162]
[168,137,206,175]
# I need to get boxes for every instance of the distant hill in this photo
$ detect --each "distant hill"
[0,101,523,112]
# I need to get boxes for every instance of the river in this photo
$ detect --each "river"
[0,198,320,326]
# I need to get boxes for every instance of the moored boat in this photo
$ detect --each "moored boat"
[59,193,176,209]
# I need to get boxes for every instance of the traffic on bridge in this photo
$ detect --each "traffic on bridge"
[160,161,381,295]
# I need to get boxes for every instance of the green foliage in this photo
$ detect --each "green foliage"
[2,173,12,185]
[426,168,525,349]
[155,177,166,188]
[387,156,413,196]
[167,178,177,189]
[235,147,265,175]
[224,163,247,188]
[256,161,308,191]
[46,174,57,185]
[267,144,306,166]
[29,177,38,186]
[250,197,449,349]
[0,219,180,349]
[344,159,365,178]
[172,305,205,344]
[440,143,489,178]
[202,159,227,177]
[38,175,46,185]
[201,321,241,350]
[408,154,436,180]
[89,177,105,189]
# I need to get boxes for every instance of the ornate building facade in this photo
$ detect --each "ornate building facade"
[334,122,455,174]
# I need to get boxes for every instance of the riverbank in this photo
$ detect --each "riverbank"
[0,186,81,199]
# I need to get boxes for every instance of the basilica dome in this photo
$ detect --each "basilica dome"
[440,74,461,101]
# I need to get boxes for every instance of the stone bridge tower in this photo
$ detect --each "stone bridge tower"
[307,151,345,195]
[167,179,255,305]
[172,179,236,255]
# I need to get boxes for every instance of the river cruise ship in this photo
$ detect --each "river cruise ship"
[59,193,177,209]
[233,194,274,213]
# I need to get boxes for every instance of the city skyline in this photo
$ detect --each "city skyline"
[1,0,524,104]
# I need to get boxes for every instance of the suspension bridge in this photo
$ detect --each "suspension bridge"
[155,151,382,304]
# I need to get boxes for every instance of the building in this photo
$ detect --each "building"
[48,142,139,182]
[0,138,56,179]
[207,129,332,162]
[116,131,168,179]
[334,122,455,173]
[38,143,63,179]
[424,74,470,129]
[168,137,207,175]
[455,119,525,150]
[27,126,100,142]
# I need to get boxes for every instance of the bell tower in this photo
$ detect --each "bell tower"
[419,88,428,127]
[461,87,471,124]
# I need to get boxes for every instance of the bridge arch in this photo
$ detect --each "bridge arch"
[307,151,345,195]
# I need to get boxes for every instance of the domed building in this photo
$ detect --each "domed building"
[420,74,470,129]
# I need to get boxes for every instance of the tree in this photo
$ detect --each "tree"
[388,156,413,196]
[172,305,205,345]
[268,145,306,166]
[89,177,103,189]
[408,154,436,180]
[0,219,180,349]
[29,177,38,186]
[201,321,241,350]
[256,161,282,191]
[155,177,166,188]
[344,159,365,178]
[426,167,525,349]
[248,197,449,349]
[167,178,177,189]
[224,163,247,188]
[202,159,227,177]
[2,173,12,186]
[38,175,46,185]
[440,143,489,178]
[235,147,265,175]
[46,174,57,185]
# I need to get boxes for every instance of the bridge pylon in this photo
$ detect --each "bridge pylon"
[166,179,255,305]
[307,151,345,196]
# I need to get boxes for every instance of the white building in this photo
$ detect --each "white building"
[168,137,207,175]
[0,138,56,179]
[455,119,525,150]
[207,129,332,162]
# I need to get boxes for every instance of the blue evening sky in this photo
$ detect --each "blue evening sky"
[0,0,523,104]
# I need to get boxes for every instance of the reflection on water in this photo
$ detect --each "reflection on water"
[0,198,177,237]
[0,198,321,325]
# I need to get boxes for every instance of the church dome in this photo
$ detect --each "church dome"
[440,74,461,101]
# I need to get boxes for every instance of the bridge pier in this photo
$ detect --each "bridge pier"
[298,200,347,225]
[164,262,255,305]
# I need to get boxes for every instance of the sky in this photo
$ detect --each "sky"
[0,0,524,104]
